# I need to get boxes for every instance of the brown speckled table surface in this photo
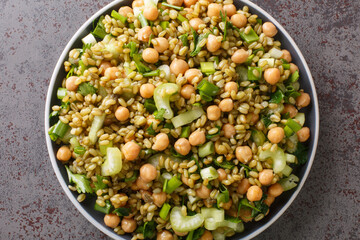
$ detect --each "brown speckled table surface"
[0,0,359,239]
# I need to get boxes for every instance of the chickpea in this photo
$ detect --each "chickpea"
[184,0,197,7]
[282,104,298,118]
[132,0,144,8]
[119,6,133,17]
[154,37,169,53]
[143,6,158,21]
[223,4,237,17]
[247,112,259,125]
[206,34,221,52]
[167,0,183,6]
[152,133,169,151]
[140,83,155,98]
[224,82,238,93]
[184,68,202,84]
[189,129,206,146]
[290,63,299,74]
[136,177,151,190]
[217,168,227,181]
[281,49,292,63]
[196,184,211,199]
[219,98,234,112]
[259,169,274,186]
[157,230,174,240]
[231,14,247,28]
[235,146,252,163]
[247,185,263,202]
[174,231,188,237]
[115,106,129,122]
[296,92,311,108]
[153,192,167,207]
[142,48,159,64]
[222,124,236,138]
[174,138,191,156]
[104,67,120,80]
[221,199,233,210]
[297,127,310,142]
[189,18,204,31]
[264,68,281,85]
[121,218,137,233]
[262,22,278,37]
[237,178,251,194]
[140,163,157,182]
[231,49,249,64]
[199,230,213,240]
[122,141,141,161]
[207,105,221,121]
[267,127,284,144]
[99,61,112,75]
[238,208,253,222]
[180,84,195,99]
[104,213,120,228]
[268,183,284,197]
[263,195,275,206]
[138,26,153,42]
[57,146,71,161]
[207,3,223,18]
[66,76,79,91]
[170,59,189,76]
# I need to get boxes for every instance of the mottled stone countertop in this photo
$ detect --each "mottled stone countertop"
[0,0,359,239]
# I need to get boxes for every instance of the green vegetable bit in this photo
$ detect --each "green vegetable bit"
[92,16,107,39]
[269,89,285,103]
[113,207,130,217]
[159,203,171,220]
[240,27,259,43]
[57,88,67,100]
[190,33,210,57]
[162,2,184,11]
[94,200,114,214]
[180,126,191,138]
[65,165,93,194]
[111,10,127,24]
[77,82,97,96]
[179,33,189,46]
[247,66,262,81]
[94,175,108,191]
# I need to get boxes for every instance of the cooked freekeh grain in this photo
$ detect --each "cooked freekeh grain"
[49,0,312,239]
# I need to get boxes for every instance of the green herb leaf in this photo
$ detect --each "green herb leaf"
[94,175,108,191]
[94,200,114,214]
[124,171,139,182]
[146,123,156,136]
[192,227,205,240]
[113,207,131,217]
[154,108,166,121]
[92,16,107,39]
[190,32,210,57]
[213,159,235,170]
[220,11,227,41]
[269,89,285,104]
[133,53,151,73]
[124,41,138,57]
[293,142,308,165]
[261,115,272,128]
[66,65,76,78]
[78,82,97,96]
[144,98,157,113]
[179,33,189,46]
[143,221,157,239]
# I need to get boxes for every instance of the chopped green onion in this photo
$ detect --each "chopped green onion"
[53,120,70,139]
[143,69,160,77]
[74,146,86,155]
[144,98,157,113]
[214,159,235,170]
[171,107,205,128]
[253,46,264,55]
[177,13,187,22]
[245,54,255,65]
[219,11,227,41]
[49,110,59,120]
[94,200,113,214]
[101,147,123,176]
[159,203,171,220]
[89,114,105,145]
[179,33,189,46]
[289,70,299,82]
[283,63,291,70]
[284,125,294,137]
[286,118,302,132]
[66,65,75,78]
[198,142,215,158]
[256,18,263,24]
[197,79,220,96]
[247,66,262,81]
[251,130,266,146]
[186,230,194,240]
[164,176,182,194]
[113,207,130,216]
[111,10,127,24]
[162,2,184,11]
[77,82,97,96]
[57,88,67,100]
[92,16,107,39]
[240,27,259,43]
[124,41,138,57]
[138,12,149,27]
[99,140,113,156]
[180,126,191,138]
[190,32,210,57]
[217,184,230,208]
[269,89,284,103]
[200,166,218,180]
[160,21,170,30]
[294,112,305,126]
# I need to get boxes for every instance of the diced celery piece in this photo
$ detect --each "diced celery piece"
[258,58,275,67]
[294,112,305,126]
[279,174,299,191]
[100,140,113,156]
[200,62,215,75]
[198,142,214,158]
[170,207,204,232]
[281,165,293,177]
[171,107,205,128]
[154,83,179,119]
[200,208,224,222]
[259,148,286,173]
[101,147,122,176]
[285,153,296,163]
[200,166,218,180]
[251,130,266,146]
[89,114,106,145]
[240,27,259,43]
